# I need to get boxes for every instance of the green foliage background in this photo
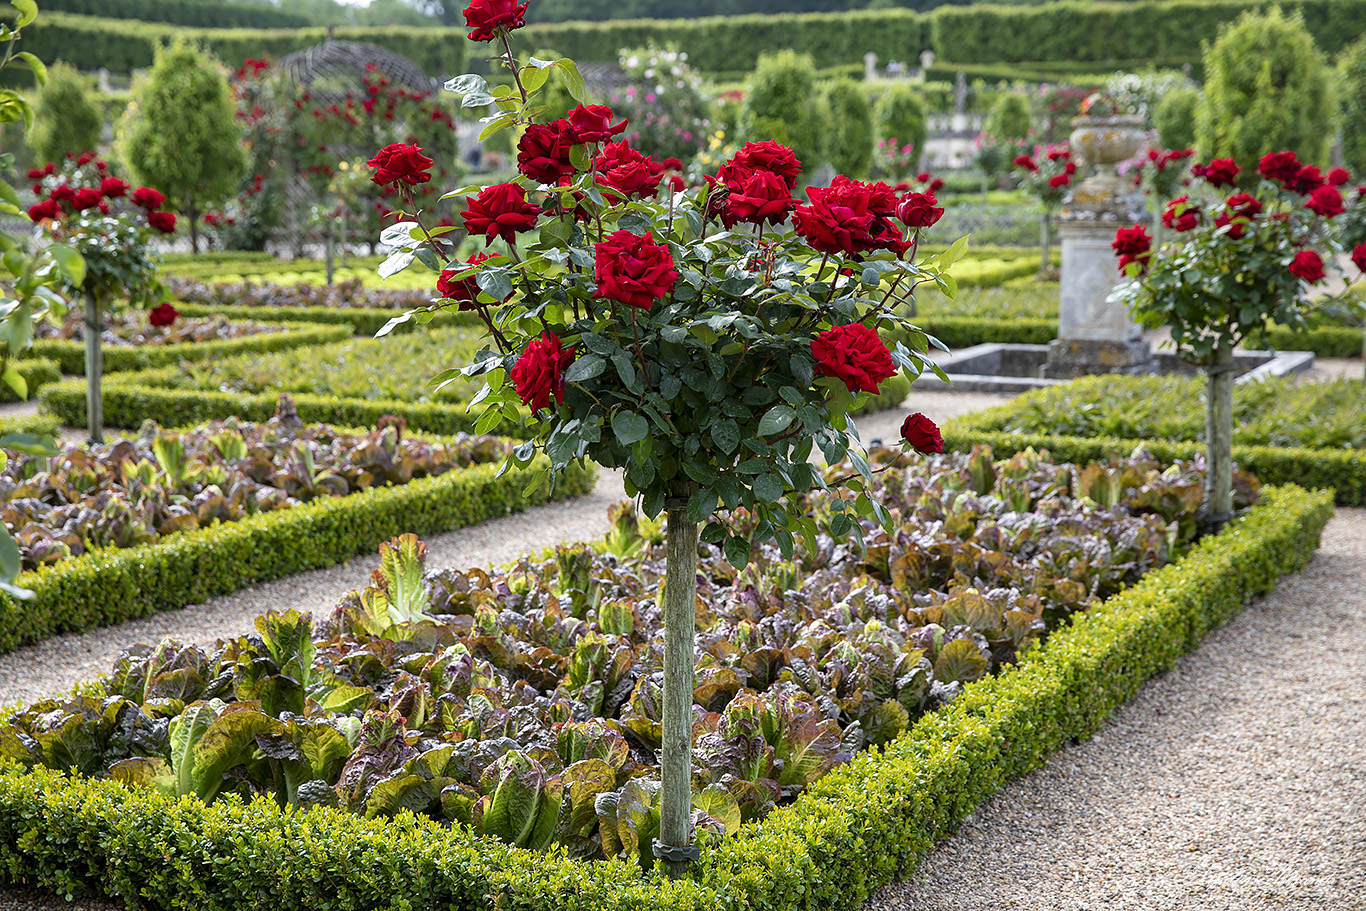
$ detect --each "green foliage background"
[739,50,829,174]
[872,84,928,162]
[820,79,872,177]
[27,62,102,164]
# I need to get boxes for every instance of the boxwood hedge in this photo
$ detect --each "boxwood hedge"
[173,303,473,338]
[0,358,61,404]
[0,483,1332,909]
[24,322,352,375]
[0,452,596,653]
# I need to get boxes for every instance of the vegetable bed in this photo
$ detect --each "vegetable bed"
[0,447,1333,910]
[947,374,1366,504]
[0,407,597,651]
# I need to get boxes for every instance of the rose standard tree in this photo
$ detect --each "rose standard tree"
[1110,153,1360,523]
[29,157,174,441]
[372,0,959,876]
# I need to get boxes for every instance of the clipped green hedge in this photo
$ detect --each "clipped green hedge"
[1248,323,1363,359]
[43,0,311,28]
[0,358,60,403]
[0,483,1331,909]
[0,413,59,437]
[173,303,474,338]
[23,322,353,375]
[942,418,1366,505]
[0,452,595,653]
[915,316,1056,348]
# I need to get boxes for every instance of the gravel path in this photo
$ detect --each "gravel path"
[868,507,1366,911]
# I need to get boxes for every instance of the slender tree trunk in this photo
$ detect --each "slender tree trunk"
[658,500,699,879]
[324,214,335,285]
[188,196,201,254]
[1040,210,1051,274]
[83,291,104,444]
[1204,345,1235,525]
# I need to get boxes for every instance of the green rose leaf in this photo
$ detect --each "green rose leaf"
[563,354,605,383]
[611,412,649,446]
[757,404,795,437]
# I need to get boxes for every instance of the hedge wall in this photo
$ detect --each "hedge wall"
[173,303,466,338]
[23,322,352,375]
[15,13,468,79]
[0,358,61,404]
[0,483,1332,909]
[0,451,596,652]
[43,0,311,29]
[0,413,59,438]
[1248,324,1363,359]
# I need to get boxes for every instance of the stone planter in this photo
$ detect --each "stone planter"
[1068,114,1146,167]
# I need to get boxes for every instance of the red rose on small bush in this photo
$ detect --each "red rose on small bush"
[730,140,802,190]
[148,303,178,327]
[1214,192,1263,239]
[1047,173,1070,189]
[1288,250,1324,283]
[367,143,435,187]
[462,0,528,42]
[594,142,664,203]
[1197,157,1241,188]
[795,177,906,257]
[810,322,897,395]
[1161,195,1200,232]
[72,188,103,211]
[147,211,177,233]
[1327,167,1351,187]
[594,231,677,310]
[565,104,626,144]
[517,121,578,184]
[895,192,943,228]
[1013,154,1038,172]
[722,169,799,227]
[1352,243,1366,274]
[98,177,129,199]
[900,412,943,454]
[1305,185,1344,218]
[1111,225,1152,257]
[462,182,540,246]
[131,186,164,210]
[512,330,575,411]
[27,199,60,221]
[1257,151,1301,187]
[437,253,502,310]
[1288,164,1325,195]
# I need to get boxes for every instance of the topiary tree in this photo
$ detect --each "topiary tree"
[739,50,827,175]
[1194,8,1334,177]
[118,38,245,253]
[28,62,103,164]
[1153,85,1201,151]
[821,79,873,177]
[872,83,927,166]
[983,91,1031,143]
[1339,35,1366,176]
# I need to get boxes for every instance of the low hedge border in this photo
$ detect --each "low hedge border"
[23,322,353,375]
[0,483,1331,909]
[0,452,596,653]
[173,303,483,338]
[0,413,60,437]
[0,358,61,404]
[941,413,1366,505]
[1248,324,1363,359]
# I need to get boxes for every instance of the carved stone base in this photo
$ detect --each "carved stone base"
[1042,337,1155,379]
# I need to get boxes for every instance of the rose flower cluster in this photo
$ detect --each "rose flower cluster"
[1113,151,1364,285]
[27,154,175,235]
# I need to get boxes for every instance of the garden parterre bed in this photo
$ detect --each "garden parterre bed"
[0,461,1331,910]
[0,410,596,652]
[947,375,1366,505]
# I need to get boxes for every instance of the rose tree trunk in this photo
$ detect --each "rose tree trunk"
[658,498,699,879]
[83,290,104,444]
[1204,345,1235,525]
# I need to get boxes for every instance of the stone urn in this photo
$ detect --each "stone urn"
[1063,113,1149,220]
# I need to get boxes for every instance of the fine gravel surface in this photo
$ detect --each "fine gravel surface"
[867,507,1366,911]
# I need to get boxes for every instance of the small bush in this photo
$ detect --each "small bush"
[872,84,928,163]
[984,92,1032,143]
[1153,85,1201,150]
[28,62,103,163]
[740,50,828,174]
[820,78,873,177]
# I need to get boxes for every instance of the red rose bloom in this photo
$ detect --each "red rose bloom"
[795,177,906,257]
[811,322,897,395]
[461,182,540,246]
[462,0,527,42]
[27,199,60,221]
[512,331,575,412]
[131,186,165,210]
[1014,154,1038,172]
[72,187,102,211]
[1215,192,1263,239]
[25,167,43,180]
[436,253,503,310]
[900,412,943,454]
[1257,151,1301,187]
[723,168,799,227]
[148,303,178,327]
[99,177,129,199]
[1327,167,1351,187]
[148,211,177,233]
[1117,252,1147,275]
[594,231,677,310]
[367,143,434,187]
[566,104,626,144]
[1288,164,1325,195]
[1306,185,1344,217]
[1199,157,1241,188]
[517,120,577,184]
[896,191,944,228]
[1111,225,1152,257]
[730,140,802,190]
[1047,173,1070,189]
[50,184,75,204]
[1161,195,1200,232]
[1352,242,1366,274]
[1288,250,1325,283]
[594,142,664,203]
